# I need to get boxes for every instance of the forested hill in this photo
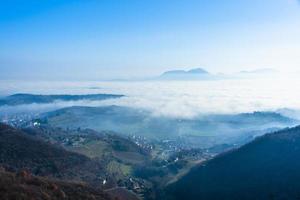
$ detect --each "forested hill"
[165,126,300,200]
[0,168,112,200]
[0,93,124,106]
[0,123,107,186]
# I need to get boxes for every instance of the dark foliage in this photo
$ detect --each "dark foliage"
[165,126,300,200]
[0,123,108,186]
[0,168,112,200]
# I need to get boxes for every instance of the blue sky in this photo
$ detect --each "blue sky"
[0,0,300,80]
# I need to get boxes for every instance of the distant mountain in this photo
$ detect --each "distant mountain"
[165,125,300,200]
[237,68,279,78]
[162,68,209,75]
[158,67,279,80]
[277,108,300,121]
[159,68,213,80]
[0,93,124,106]
[239,68,277,74]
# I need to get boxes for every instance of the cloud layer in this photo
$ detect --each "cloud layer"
[1,76,300,119]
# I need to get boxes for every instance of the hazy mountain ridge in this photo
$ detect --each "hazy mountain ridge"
[40,106,297,148]
[157,67,280,80]
[0,93,124,106]
[159,68,213,80]
[162,68,209,75]
[239,68,278,74]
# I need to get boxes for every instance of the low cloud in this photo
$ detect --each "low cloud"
[1,75,300,119]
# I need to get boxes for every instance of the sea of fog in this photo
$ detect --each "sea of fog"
[1,76,300,119]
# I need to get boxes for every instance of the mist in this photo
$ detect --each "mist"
[1,75,300,119]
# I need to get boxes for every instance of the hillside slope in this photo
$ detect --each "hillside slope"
[22,126,150,180]
[0,123,143,200]
[0,123,108,186]
[0,168,112,200]
[165,126,300,200]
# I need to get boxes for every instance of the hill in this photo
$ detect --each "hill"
[159,68,212,80]
[0,123,145,199]
[41,106,297,148]
[0,123,109,187]
[0,93,124,106]
[165,126,300,200]
[162,68,208,75]
[23,125,150,179]
[0,168,112,200]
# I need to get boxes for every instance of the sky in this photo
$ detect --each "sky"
[0,0,300,80]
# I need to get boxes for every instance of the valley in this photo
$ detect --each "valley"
[1,1,300,198]
[1,93,300,200]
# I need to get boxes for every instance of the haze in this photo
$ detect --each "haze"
[1,0,300,80]
[1,76,300,119]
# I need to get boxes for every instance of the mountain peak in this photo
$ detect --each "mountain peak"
[187,68,208,74]
[159,68,210,80]
[162,68,209,75]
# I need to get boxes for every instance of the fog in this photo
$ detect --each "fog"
[1,75,300,119]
